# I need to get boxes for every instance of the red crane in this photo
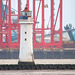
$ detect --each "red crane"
[0,0,21,49]
[0,0,62,50]
[33,0,62,49]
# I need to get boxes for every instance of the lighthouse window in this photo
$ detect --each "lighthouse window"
[25,32,27,34]
[25,38,27,41]
[25,13,27,16]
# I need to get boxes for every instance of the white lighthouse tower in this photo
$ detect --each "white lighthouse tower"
[19,6,34,62]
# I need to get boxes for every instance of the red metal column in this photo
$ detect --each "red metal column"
[42,0,44,46]
[18,0,21,45]
[27,0,29,10]
[18,0,21,18]
[8,0,11,47]
[33,0,36,47]
[0,0,2,46]
[60,0,62,46]
[51,0,54,44]
[6,34,7,43]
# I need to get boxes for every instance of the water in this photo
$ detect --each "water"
[0,70,75,75]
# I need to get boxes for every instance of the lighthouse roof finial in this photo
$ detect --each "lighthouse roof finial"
[22,4,30,12]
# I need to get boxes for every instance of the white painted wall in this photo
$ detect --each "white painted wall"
[19,19,33,62]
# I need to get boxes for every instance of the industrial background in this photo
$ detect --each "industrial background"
[0,0,75,59]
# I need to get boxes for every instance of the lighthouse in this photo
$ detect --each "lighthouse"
[19,6,34,62]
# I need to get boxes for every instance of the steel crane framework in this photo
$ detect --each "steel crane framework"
[0,0,62,49]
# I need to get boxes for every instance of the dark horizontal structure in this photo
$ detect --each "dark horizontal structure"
[0,49,75,59]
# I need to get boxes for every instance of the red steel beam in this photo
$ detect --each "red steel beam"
[60,0,62,46]
[51,0,54,44]
[42,0,44,45]
[2,0,7,24]
[54,4,60,29]
[0,0,2,46]
[18,0,21,19]
[8,0,12,47]
[35,28,51,30]
[33,0,36,47]
[27,0,29,10]
[35,0,41,23]
[18,0,21,44]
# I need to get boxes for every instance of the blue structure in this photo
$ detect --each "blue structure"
[19,16,28,19]
[64,24,75,42]
[2,2,18,19]
[11,30,18,42]
[2,3,18,42]
[73,30,75,40]
[2,2,8,19]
